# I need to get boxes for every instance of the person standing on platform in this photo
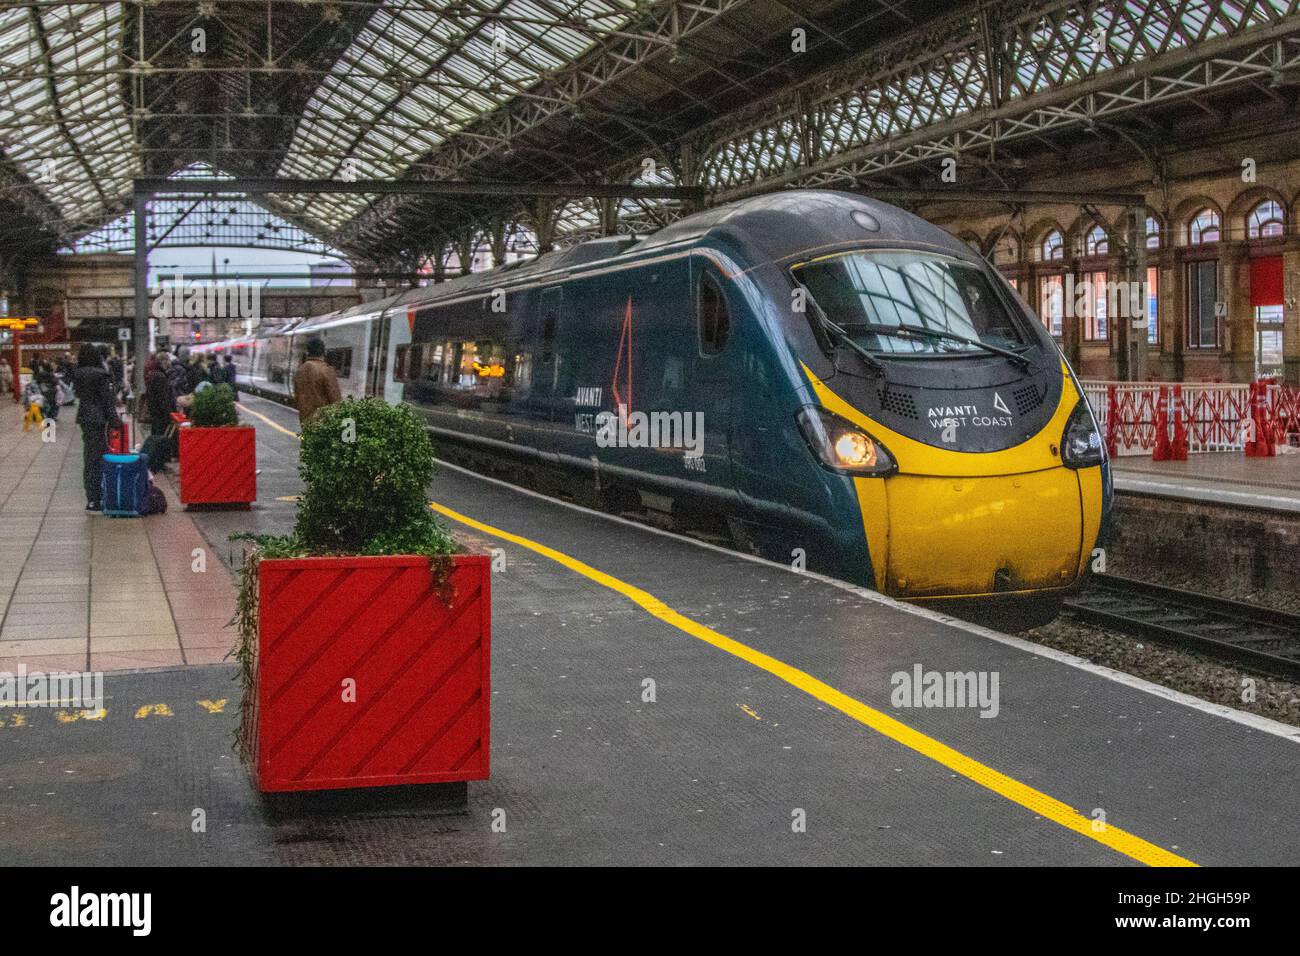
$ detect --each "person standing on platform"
[71,343,120,512]
[293,337,341,426]
[100,344,124,401]
[34,361,59,421]
[166,348,189,405]
[221,354,239,399]
[185,353,208,394]
[145,351,175,439]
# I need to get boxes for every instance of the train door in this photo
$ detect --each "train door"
[283,333,300,400]
[531,286,564,454]
[688,253,735,496]
[382,306,412,404]
[366,311,391,397]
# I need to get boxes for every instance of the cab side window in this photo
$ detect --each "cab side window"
[698,272,730,355]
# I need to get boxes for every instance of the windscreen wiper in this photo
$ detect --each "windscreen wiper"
[816,310,888,377]
[865,322,1031,369]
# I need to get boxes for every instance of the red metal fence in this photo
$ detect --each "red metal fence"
[1082,380,1300,459]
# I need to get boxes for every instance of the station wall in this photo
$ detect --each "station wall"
[929,135,1300,384]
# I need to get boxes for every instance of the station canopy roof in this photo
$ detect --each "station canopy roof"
[0,0,945,262]
[7,0,1285,267]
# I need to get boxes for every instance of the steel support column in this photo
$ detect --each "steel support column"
[1128,205,1150,382]
[132,191,149,400]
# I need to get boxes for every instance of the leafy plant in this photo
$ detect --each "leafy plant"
[190,382,240,427]
[295,397,452,555]
[228,531,306,763]
[227,398,458,761]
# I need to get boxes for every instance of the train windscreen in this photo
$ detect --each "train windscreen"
[793,251,1028,357]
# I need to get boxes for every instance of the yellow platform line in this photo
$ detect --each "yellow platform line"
[235,396,1194,865]
[236,402,299,440]
[429,499,1196,868]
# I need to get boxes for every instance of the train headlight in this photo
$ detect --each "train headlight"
[1061,399,1105,468]
[796,406,896,476]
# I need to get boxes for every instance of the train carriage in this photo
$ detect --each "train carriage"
[219,190,1111,626]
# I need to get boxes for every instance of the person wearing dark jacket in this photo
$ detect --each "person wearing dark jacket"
[184,355,208,394]
[221,354,239,398]
[144,352,175,438]
[72,343,120,512]
[165,352,188,402]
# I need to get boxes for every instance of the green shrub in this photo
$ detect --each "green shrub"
[190,382,239,427]
[294,397,454,556]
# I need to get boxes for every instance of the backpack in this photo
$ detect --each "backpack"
[141,483,168,515]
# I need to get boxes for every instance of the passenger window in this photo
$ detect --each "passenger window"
[698,272,730,355]
[324,347,352,377]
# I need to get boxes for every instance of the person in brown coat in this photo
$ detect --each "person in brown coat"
[293,337,342,425]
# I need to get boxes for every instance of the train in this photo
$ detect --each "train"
[194,189,1111,628]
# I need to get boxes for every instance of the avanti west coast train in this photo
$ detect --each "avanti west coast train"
[199,190,1111,626]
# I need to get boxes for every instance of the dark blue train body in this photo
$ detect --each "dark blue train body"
[207,190,1111,626]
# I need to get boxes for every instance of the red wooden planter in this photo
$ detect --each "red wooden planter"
[178,425,256,505]
[248,554,491,793]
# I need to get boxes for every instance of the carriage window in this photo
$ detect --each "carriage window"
[394,344,423,383]
[698,272,730,354]
[540,288,561,361]
[324,347,352,377]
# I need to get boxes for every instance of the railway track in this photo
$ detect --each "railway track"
[1064,575,1300,680]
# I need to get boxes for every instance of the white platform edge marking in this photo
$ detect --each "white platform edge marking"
[1114,475,1300,513]
[239,395,1299,743]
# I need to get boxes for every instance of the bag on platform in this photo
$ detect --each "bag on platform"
[140,483,167,516]
[139,434,169,474]
[101,453,150,517]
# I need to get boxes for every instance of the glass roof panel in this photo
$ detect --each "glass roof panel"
[278,0,639,231]
[0,2,138,231]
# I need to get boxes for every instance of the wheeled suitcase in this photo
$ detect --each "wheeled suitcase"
[101,453,150,517]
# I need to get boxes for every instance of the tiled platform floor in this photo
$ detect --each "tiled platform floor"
[0,399,237,672]
[1112,447,1300,490]
[1111,447,1300,511]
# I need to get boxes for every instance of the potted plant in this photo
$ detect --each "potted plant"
[233,398,490,794]
[179,383,257,506]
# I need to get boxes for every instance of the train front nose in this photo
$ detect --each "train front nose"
[854,465,1104,599]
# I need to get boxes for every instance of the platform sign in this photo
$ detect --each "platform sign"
[118,326,131,341]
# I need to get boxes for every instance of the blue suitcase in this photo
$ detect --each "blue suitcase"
[101,453,150,517]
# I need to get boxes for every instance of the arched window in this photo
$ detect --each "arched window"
[1040,229,1063,261]
[1247,199,1285,239]
[1145,216,1161,249]
[990,232,1020,267]
[1084,225,1109,256]
[1189,208,1220,245]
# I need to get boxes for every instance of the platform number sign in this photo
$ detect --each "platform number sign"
[118,327,131,341]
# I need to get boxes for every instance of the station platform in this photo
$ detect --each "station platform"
[1112,451,1300,512]
[0,401,235,673]
[2,393,1299,866]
